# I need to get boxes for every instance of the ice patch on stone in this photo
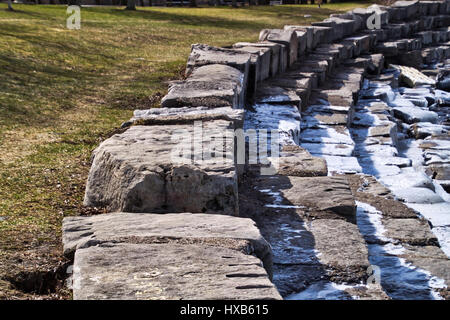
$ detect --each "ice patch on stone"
[245,103,301,147]
[391,187,444,204]
[259,189,304,209]
[432,226,450,257]
[301,142,354,157]
[321,155,362,174]
[286,281,362,300]
[300,127,354,145]
[379,170,434,190]
[406,203,450,228]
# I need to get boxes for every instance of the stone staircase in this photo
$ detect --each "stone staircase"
[64,0,450,300]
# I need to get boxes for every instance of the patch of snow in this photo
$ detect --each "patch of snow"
[286,281,362,300]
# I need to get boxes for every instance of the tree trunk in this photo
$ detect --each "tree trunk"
[126,0,136,10]
[189,0,197,7]
[232,0,237,8]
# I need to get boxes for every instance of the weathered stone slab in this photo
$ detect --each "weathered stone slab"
[393,106,439,124]
[186,44,251,80]
[330,11,365,32]
[301,141,354,157]
[282,70,319,89]
[255,84,301,107]
[308,219,370,282]
[301,125,354,145]
[322,155,363,174]
[266,77,312,92]
[259,29,298,67]
[420,1,440,16]
[383,218,439,246]
[425,163,450,181]
[161,64,245,109]
[285,26,313,52]
[84,122,238,215]
[312,20,343,42]
[376,42,398,57]
[410,122,449,139]
[244,102,301,147]
[232,45,270,82]
[63,212,272,271]
[72,243,281,300]
[326,17,356,38]
[270,145,328,177]
[233,41,282,77]
[392,0,419,19]
[257,176,356,219]
[124,106,244,128]
[310,89,355,108]
[303,105,353,128]
[283,26,308,56]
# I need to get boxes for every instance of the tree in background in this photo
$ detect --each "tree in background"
[126,0,136,10]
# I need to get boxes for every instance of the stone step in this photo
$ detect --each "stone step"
[84,107,242,215]
[161,64,246,109]
[64,212,281,300]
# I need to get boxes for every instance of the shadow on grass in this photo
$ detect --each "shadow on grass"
[91,6,339,30]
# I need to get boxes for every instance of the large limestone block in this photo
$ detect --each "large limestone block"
[63,212,272,274]
[83,122,239,215]
[383,218,439,246]
[186,44,251,101]
[312,20,343,42]
[391,64,436,87]
[376,42,398,57]
[265,77,311,106]
[72,243,282,300]
[123,106,244,129]
[330,11,365,32]
[254,175,356,219]
[259,29,298,67]
[308,219,370,282]
[284,26,309,55]
[234,41,283,77]
[302,105,354,129]
[420,1,440,16]
[325,17,356,38]
[290,26,332,49]
[270,145,328,177]
[310,88,355,108]
[232,45,271,82]
[186,44,251,77]
[161,64,246,109]
[392,1,419,19]
[393,106,438,124]
[255,84,301,107]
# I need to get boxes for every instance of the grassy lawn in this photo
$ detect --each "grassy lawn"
[0,2,371,299]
